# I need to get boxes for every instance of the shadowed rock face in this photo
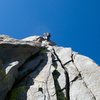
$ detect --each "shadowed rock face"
[0,35,100,100]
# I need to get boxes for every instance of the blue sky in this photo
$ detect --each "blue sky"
[0,0,100,64]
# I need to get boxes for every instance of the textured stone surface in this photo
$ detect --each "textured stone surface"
[0,37,40,100]
[0,34,100,100]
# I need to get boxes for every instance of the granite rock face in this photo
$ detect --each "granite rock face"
[0,34,100,100]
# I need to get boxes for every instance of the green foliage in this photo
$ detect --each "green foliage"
[10,86,28,100]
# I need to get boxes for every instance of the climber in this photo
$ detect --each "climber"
[43,32,51,41]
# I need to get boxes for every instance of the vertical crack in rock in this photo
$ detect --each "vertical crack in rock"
[71,53,96,100]
[45,64,52,100]
[44,52,56,100]
[52,70,65,100]
[52,48,70,100]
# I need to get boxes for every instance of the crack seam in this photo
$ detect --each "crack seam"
[44,52,52,100]
[71,53,96,100]
[45,64,52,100]
[51,48,70,100]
